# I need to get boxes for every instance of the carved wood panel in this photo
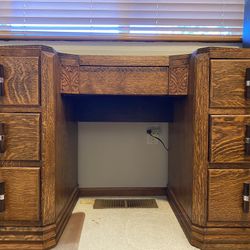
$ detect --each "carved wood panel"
[169,67,188,95]
[61,65,79,94]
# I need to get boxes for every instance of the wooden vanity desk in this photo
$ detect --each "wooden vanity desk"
[0,45,250,250]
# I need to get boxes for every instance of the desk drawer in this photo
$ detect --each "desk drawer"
[210,115,250,163]
[210,60,250,108]
[79,66,168,95]
[0,56,39,106]
[208,169,250,223]
[0,167,40,223]
[0,113,40,161]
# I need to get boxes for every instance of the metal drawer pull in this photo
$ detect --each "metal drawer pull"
[0,64,4,96]
[0,181,5,212]
[245,125,250,155]
[0,123,6,153]
[243,182,250,213]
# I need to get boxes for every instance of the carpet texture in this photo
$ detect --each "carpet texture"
[74,197,198,250]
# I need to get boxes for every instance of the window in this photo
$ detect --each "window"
[0,0,244,41]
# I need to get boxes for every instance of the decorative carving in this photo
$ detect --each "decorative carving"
[169,67,188,95]
[61,65,79,94]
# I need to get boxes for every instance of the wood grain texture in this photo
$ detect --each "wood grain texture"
[61,65,79,94]
[169,54,190,95]
[0,167,40,223]
[55,55,78,221]
[0,45,53,56]
[0,224,56,250]
[0,187,78,250]
[209,108,250,116]
[79,55,169,66]
[168,96,194,221]
[41,51,56,225]
[169,67,189,95]
[0,189,78,250]
[4,45,250,249]
[208,169,250,223]
[0,33,242,42]
[210,60,250,108]
[0,113,40,161]
[79,66,168,95]
[197,47,250,59]
[210,115,250,163]
[0,56,39,106]
[169,53,209,227]
[191,53,210,226]
[168,188,250,250]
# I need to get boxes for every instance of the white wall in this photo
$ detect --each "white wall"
[0,40,241,188]
[0,40,240,55]
[78,123,168,188]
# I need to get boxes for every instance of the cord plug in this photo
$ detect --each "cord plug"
[146,128,168,151]
[146,129,152,135]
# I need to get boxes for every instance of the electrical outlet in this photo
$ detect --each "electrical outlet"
[147,126,160,144]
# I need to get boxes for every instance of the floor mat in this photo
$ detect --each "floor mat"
[52,212,85,250]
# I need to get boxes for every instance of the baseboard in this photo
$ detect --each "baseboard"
[167,188,250,250]
[79,187,167,197]
[0,186,79,250]
[167,188,193,244]
[55,186,79,243]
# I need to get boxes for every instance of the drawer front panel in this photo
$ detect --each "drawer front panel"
[79,66,168,95]
[210,60,250,108]
[0,113,40,161]
[210,115,250,163]
[0,56,39,106]
[208,169,250,223]
[0,167,40,222]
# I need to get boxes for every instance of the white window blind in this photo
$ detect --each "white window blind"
[0,0,245,41]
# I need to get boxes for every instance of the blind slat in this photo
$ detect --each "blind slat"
[0,0,243,3]
[0,0,245,40]
[0,3,244,11]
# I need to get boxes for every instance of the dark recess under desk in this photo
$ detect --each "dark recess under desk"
[62,94,177,122]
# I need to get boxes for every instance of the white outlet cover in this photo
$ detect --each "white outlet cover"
[147,133,158,144]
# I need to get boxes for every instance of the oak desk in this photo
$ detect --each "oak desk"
[0,46,250,250]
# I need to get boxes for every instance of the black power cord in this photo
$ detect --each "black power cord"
[146,129,168,151]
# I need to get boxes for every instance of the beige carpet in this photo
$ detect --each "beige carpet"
[69,197,198,250]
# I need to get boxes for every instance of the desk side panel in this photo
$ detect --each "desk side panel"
[168,96,194,221]
[55,55,78,221]
[41,51,78,228]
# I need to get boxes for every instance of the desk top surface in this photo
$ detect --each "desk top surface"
[1,45,250,96]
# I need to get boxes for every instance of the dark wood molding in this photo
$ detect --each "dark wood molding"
[0,34,242,42]
[0,187,79,250]
[79,187,167,197]
[168,188,250,249]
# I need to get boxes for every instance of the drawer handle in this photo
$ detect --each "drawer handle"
[0,64,4,96]
[243,182,250,213]
[0,181,5,212]
[245,125,250,155]
[0,123,6,153]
